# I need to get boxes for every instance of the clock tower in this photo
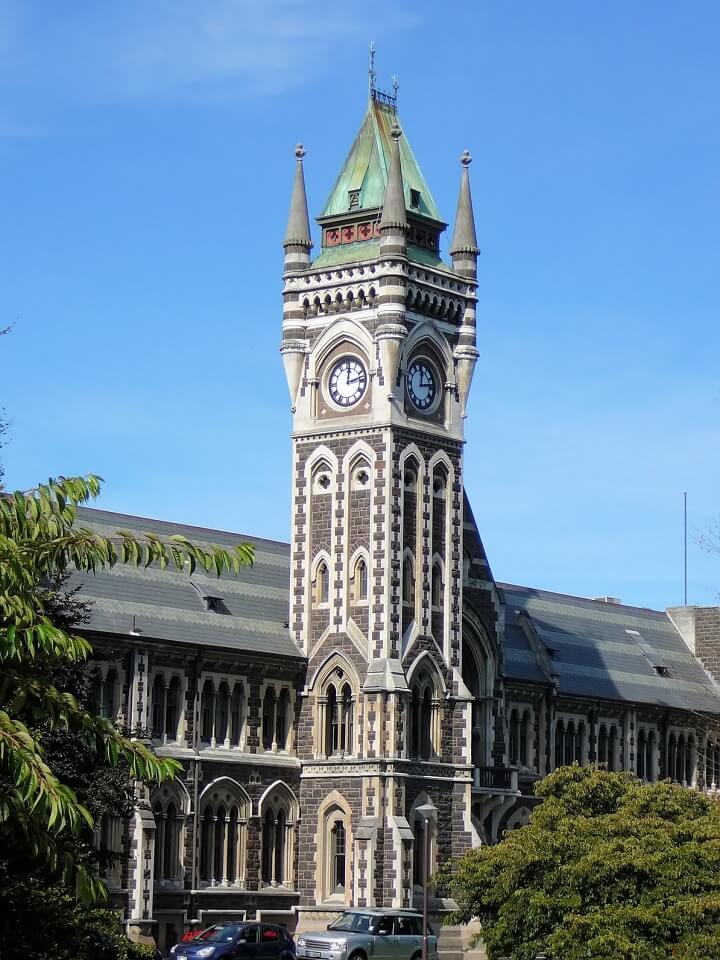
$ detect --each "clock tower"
[280,77,482,918]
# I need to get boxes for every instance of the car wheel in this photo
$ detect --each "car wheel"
[348,951,367,960]
[410,952,422,960]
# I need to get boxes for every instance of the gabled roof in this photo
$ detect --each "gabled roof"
[318,95,442,224]
[501,583,720,713]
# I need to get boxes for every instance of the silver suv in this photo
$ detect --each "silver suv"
[296,910,437,960]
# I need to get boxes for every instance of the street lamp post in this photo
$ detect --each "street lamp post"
[415,802,437,960]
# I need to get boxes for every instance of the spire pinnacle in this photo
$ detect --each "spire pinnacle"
[379,123,409,234]
[283,143,312,252]
[450,150,480,257]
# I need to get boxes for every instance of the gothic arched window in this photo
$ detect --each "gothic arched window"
[520,711,530,766]
[352,556,369,602]
[200,679,214,744]
[262,688,276,750]
[315,560,330,605]
[153,799,183,883]
[555,720,565,768]
[260,785,297,888]
[509,710,519,765]
[198,782,248,887]
[431,562,442,610]
[325,682,354,756]
[403,555,415,605]
[409,668,438,760]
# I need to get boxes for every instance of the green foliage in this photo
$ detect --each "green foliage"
[448,766,720,960]
[0,868,157,960]
[0,473,254,898]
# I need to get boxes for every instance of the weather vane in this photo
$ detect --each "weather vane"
[369,41,376,94]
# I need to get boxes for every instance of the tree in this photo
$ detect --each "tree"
[448,766,720,960]
[0,473,253,898]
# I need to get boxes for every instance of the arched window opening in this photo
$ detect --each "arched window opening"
[199,785,247,887]
[230,683,243,747]
[276,689,290,751]
[331,821,346,892]
[403,556,415,605]
[215,682,230,748]
[403,467,417,492]
[95,813,123,888]
[102,669,118,721]
[520,711,530,766]
[668,733,678,781]
[165,677,180,741]
[353,557,368,602]
[637,730,647,780]
[431,563,442,610]
[574,723,584,764]
[608,726,618,771]
[315,560,330,605]
[261,809,275,884]
[509,711,519,765]
[432,473,446,499]
[555,721,565,768]
[262,688,276,751]
[260,789,295,888]
[565,722,576,767]
[597,725,608,766]
[151,674,165,739]
[647,731,656,782]
[411,808,436,893]
[200,679,215,745]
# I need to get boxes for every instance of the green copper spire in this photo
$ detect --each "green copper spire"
[318,97,442,223]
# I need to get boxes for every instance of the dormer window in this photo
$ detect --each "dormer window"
[348,190,360,210]
[410,189,421,209]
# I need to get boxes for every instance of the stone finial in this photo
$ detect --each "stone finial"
[390,123,402,141]
[295,143,306,161]
[460,149,472,167]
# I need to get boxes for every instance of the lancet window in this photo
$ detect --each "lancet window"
[152,786,186,883]
[199,677,245,749]
[262,686,292,752]
[409,667,440,760]
[151,673,183,742]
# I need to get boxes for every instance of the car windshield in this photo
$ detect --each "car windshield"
[328,913,376,933]
[203,925,243,943]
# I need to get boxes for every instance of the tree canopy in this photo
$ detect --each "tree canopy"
[0,473,253,899]
[448,765,720,960]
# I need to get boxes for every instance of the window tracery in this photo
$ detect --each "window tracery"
[198,780,248,887]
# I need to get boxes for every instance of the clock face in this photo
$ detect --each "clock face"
[328,356,368,407]
[406,359,438,411]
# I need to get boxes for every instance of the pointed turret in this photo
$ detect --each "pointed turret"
[451,151,480,418]
[283,144,312,272]
[450,150,480,279]
[281,145,311,410]
[379,123,409,239]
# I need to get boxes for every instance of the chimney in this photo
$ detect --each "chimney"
[667,605,720,684]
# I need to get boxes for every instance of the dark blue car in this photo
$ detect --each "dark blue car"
[171,923,295,960]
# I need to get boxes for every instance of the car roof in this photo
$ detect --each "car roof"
[340,909,422,916]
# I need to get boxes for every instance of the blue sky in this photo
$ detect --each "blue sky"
[1,0,718,610]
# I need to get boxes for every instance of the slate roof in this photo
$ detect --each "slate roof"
[71,507,302,661]
[500,583,720,713]
[68,506,720,714]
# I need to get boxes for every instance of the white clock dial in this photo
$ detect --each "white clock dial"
[406,360,438,411]
[328,356,368,407]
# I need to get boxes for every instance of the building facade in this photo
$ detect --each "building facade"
[73,83,720,951]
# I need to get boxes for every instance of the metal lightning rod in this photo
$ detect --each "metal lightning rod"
[684,491,688,605]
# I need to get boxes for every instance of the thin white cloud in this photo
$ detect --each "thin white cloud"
[0,0,420,102]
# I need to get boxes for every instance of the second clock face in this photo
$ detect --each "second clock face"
[328,356,368,407]
[406,359,438,411]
